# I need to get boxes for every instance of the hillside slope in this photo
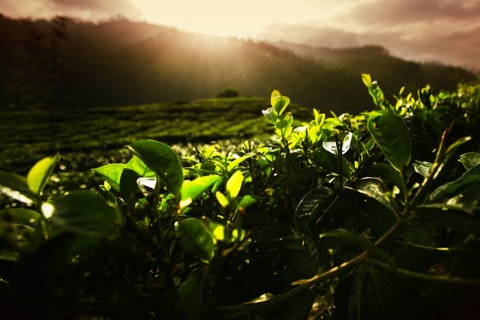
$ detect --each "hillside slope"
[0,15,476,113]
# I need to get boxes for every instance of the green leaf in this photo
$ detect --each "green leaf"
[348,178,396,214]
[262,107,276,124]
[0,171,36,205]
[459,152,480,170]
[119,168,140,201]
[271,90,290,116]
[227,153,255,172]
[361,73,372,87]
[413,161,432,178]
[370,163,405,196]
[414,205,480,235]
[179,175,222,210]
[294,186,333,234]
[322,132,353,155]
[92,163,126,192]
[175,218,215,263]
[237,195,257,211]
[430,164,480,201]
[320,229,396,269]
[215,191,229,208]
[367,111,411,172]
[169,268,207,320]
[0,208,45,253]
[27,155,60,197]
[128,140,184,197]
[126,155,155,177]
[45,190,122,238]
[226,170,243,199]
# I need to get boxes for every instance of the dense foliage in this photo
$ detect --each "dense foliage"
[1,76,480,319]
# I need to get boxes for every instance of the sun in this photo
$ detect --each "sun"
[133,0,323,38]
[134,0,270,37]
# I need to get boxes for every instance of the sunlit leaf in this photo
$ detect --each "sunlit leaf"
[92,163,126,192]
[128,140,184,197]
[227,153,255,172]
[175,218,215,262]
[216,191,229,207]
[179,175,222,210]
[367,111,411,172]
[322,132,353,155]
[271,89,290,116]
[262,107,276,124]
[126,155,155,177]
[226,170,243,199]
[27,155,60,197]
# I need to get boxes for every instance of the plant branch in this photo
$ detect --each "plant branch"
[220,252,367,318]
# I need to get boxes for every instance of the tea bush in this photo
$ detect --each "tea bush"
[1,75,480,319]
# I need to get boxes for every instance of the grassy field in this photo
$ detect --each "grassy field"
[1,97,311,201]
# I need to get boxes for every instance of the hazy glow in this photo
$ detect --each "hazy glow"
[133,0,334,37]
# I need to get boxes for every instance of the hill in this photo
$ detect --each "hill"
[0,14,477,113]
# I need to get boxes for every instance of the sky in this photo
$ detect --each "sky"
[1,0,480,71]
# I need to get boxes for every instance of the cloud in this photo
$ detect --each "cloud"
[341,0,480,27]
[260,0,480,70]
[0,0,141,20]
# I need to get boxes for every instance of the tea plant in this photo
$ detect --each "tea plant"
[1,75,480,319]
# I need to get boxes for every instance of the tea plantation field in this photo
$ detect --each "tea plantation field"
[0,97,310,200]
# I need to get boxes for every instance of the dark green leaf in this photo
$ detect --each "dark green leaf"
[430,164,480,201]
[119,168,140,201]
[294,186,333,234]
[128,140,184,197]
[414,205,480,235]
[320,229,396,269]
[47,190,122,238]
[169,268,207,320]
[92,163,126,192]
[27,155,60,197]
[367,111,411,172]
[370,163,405,196]
[0,171,36,205]
[458,152,480,170]
[349,265,414,320]
[347,178,397,214]
[175,218,215,263]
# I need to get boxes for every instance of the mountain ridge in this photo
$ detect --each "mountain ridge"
[0,14,476,113]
